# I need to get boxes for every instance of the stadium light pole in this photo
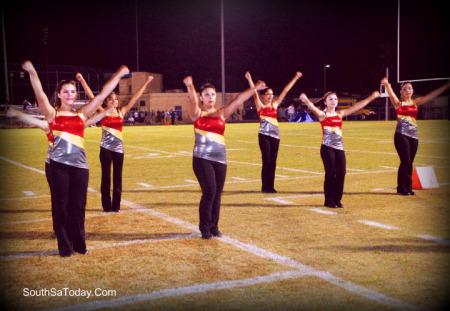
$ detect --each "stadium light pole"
[135,0,140,72]
[220,0,226,106]
[1,4,10,104]
[323,64,331,95]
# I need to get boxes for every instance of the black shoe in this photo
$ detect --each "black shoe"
[408,190,416,195]
[211,231,223,238]
[335,202,344,208]
[267,189,277,193]
[60,251,74,257]
[324,201,336,208]
[201,233,212,240]
[397,190,409,196]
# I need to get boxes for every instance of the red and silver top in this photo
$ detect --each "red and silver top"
[320,112,344,150]
[258,106,280,139]
[193,111,226,164]
[396,100,418,139]
[48,110,88,169]
[100,110,124,153]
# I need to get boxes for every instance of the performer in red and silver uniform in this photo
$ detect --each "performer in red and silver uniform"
[381,78,450,195]
[77,73,154,212]
[6,106,113,236]
[300,90,380,208]
[22,60,129,257]
[245,71,302,193]
[183,76,266,239]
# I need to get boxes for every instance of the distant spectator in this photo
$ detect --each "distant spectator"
[170,109,176,125]
[236,108,242,121]
[23,99,32,110]
[287,104,295,122]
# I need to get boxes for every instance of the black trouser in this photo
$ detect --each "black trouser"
[193,157,227,236]
[258,134,280,191]
[394,132,418,192]
[45,162,55,232]
[100,147,124,212]
[48,160,89,256]
[320,145,346,205]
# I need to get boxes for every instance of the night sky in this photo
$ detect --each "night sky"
[1,0,448,99]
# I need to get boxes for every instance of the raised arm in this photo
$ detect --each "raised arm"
[273,71,303,109]
[340,91,380,118]
[84,107,115,127]
[299,93,325,120]
[415,80,450,107]
[245,71,263,111]
[381,77,401,109]
[81,65,129,118]
[120,76,154,115]
[183,76,201,121]
[6,107,50,133]
[22,60,55,120]
[76,73,95,100]
[222,81,267,120]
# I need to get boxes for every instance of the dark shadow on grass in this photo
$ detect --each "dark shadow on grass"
[316,238,450,253]
[330,244,450,253]
[123,189,200,193]
[344,192,398,196]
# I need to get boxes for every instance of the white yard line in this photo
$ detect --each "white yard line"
[415,235,450,245]
[0,195,51,201]
[0,233,198,261]
[48,271,310,311]
[307,208,338,215]
[358,220,400,230]
[231,177,247,181]
[136,183,153,188]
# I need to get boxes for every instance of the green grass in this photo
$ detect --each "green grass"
[0,120,449,310]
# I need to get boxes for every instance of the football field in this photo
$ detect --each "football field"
[0,120,449,310]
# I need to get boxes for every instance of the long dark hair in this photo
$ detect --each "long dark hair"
[314,91,337,111]
[102,92,116,108]
[199,83,216,94]
[260,87,273,96]
[54,80,77,108]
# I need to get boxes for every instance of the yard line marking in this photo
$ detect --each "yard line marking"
[228,160,323,175]
[184,179,197,183]
[23,191,35,196]
[137,183,153,188]
[416,235,450,245]
[275,174,289,178]
[308,208,338,215]
[347,168,366,172]
[0,156,45,174]
[0,233,198,261]
[0,209,152,226]
[266,198,295,204]
[372,187,396,191]
[48,271,310,311]
[358,220,400,230]
[0,195,51,201]
[380,166,398,170]
[231,177,246,181]
[265,194,322,205]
